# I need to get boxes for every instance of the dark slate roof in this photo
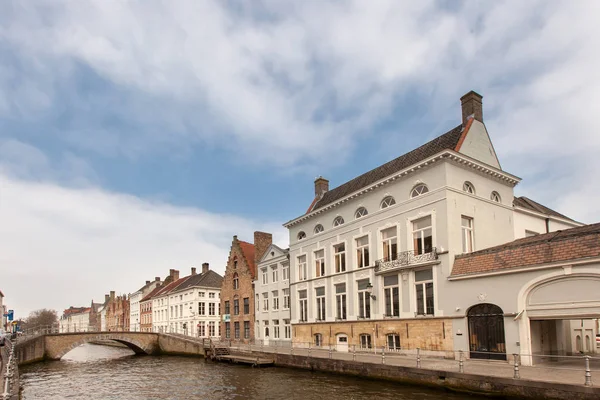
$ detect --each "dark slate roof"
[141,284,164,303]
[452,222,600,276]
[174,270,224,291]
[312,124,464,211]
[513,196,575,221]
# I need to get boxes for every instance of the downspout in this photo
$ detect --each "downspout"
[545,218,550,233]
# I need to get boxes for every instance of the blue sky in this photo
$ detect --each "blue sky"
[1,0,599,316]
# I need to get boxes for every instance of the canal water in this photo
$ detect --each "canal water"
[20,343,488,399]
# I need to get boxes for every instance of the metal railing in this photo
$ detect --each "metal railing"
[1,340,16,399]
[375,248,438,273]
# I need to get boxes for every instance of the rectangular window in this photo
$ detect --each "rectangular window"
[360,334,372,349]
[233,299,239,315]
[357,279,371,319]
[198,321,206,337]
[209,292,215,299]
[273,320,280,339]
[384,275,400,317]
[334,243,346,273]
[243,297,249,314]
[225,322,230,338]
[272,266,278,283]
[198,302,205,316]
[199,292,205,298]
[262,268,268,285]
[387,334,401,350]
[413,216,433,255]
[356,236,370,268]
[272,291,279,310]
[461,216,474,253]
[208,321,215,336]
[283,289,290,309]
[282,264,289,281]
[263,293,269,311]
[244,321,250,339]
[180,304,183,317]
[234,322,240,339]
[315,249,325,277]
[335,283,347,320]
[316,287,326,321]
[415,268,434,315]
[224,301,230,315]
[209,303,215,316]
[284,319,291,339]
[298,255,307,281]
[298,290,308,322]
[382,227,398,261]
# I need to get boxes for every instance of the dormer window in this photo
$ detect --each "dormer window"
[333,216,344,227]
[410,184,429,198]
[463,181,475,195]
[355,207,368,219]
[314,224,324,234]
[380,196,396,209]
[297,231,306,240]
[491,191,501,203]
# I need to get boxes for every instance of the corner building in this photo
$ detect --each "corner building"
[284,91,582,356]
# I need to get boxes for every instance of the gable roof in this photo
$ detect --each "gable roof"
[239,240,257,278]
[173,270,224,292]
[513,196,576,222]
[311,124,465,211]
[452,222,600,277]
[151,275,191,299]
[140,284,164,303]
[258,243,288,263]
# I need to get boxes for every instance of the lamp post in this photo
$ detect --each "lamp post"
[189,306,196,337]
[365,282,377,354]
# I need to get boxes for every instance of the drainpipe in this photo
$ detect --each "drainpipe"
[545,218,550,233]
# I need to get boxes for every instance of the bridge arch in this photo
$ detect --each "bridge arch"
[45,332,159,360]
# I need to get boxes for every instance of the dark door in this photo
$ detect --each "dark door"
[468,303,506,360]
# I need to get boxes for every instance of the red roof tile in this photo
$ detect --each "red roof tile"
[239,240,256,278]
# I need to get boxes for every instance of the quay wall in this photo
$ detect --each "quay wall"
[157,335,205,357]
[240,351,600,400]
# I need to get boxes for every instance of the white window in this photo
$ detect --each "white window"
[333,216,344,227]
[314,333,323,347]
[315,249,325,277]
[411,183,429,198]
[357,279,371,319]
[297,231,306,240]
[314,224,324,234]
[383,275,400,317]
[298,290,308,322]
[335,283,347,320]
[282,264,289,281]
[199,291,205,298]
[316,287,326,321]
[272,266,278,283]
[262,268,268,285]
[298,255,307,281]
[209,303,215,316]
[272,291,279,310]
[463,181,475,194]
[387,334,401,350]
[208,321,216,336]
[283,289,290,309]
[359,334,372,349]
[334,243,346,273]
[415,268,434,316]
[412,216,433,255]
[461,216,474,253]
[491,191,501,202]
[198,321,205,337]
[208,292,215,299]
[262,293,269,311]
[356,236,370,268]
[381,226,398,262]
[273,320,280,339]
[284,319,291,339]
[355,207,368,219]
[380,196,396,209]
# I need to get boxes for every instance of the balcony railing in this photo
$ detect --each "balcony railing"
[375,248,438,273]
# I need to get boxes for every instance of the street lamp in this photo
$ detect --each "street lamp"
[189,306,196,337]
[365,282,376,300]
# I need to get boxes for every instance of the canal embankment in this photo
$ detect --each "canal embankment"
[1,341,19,400]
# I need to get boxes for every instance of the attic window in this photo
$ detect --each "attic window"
[233,257,238,269]
[491,191,501,203]
[410,184,429,198]
[463,181,475,195]
[333,216,344,227]
[314,224,324,234]
[355,207,368,219]
[297,231,306,240]
[380,196,396,209]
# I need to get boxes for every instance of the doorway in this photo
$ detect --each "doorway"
[468,303,506,360]
[336,333,348,352]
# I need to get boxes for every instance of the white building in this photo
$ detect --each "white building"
[59,307,91,332]
[129,277,161,332]
[254,244,292,346]
[283,91,588,363]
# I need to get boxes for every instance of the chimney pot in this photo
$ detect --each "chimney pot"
[314,176,329,198]
[191,267,197,275]
[146,280,150,285]
[155,276,160,281]
[172,270,180,280]
[110,291,115,300]
[460,90,483,127]
[202,263,209,273]
[104,294,109,303]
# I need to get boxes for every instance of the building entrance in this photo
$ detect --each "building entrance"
[467,303,506,360]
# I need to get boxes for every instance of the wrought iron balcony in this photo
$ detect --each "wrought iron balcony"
[374,248,438,274]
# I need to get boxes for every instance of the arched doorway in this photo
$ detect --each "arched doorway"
[468,303,506,360]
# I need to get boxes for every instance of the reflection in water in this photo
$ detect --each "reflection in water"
[21,343,485,400]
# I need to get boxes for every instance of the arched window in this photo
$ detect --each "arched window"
[380,196,396,209]
[490,191,501,203]
[463,181,475,194]
[233,272,239,290]
[314,224,324,234]
[333,216,344,227]
[297,231,306,240]
[410,184,429,198]
[355,207,368,219]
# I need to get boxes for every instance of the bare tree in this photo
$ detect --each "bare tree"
[24,309,58,328]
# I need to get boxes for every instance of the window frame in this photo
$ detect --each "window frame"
[415,268,435,316]
[333,242,346,273]
[333,216,345,227]
[316,287,326,321]
[383,275,400,317]
[297,231,306,240]
[491,191,501,203]
[335,283,347,320]
[412,216,433,255]
[356,235,370,268]
[314,224,324,234]
[359,334,372,349]
[410,183,429,198]
[314,249,326,278]
[463,181,475,195]
[355,207,368,219]
[380,196,396,209]
[298,254,308,281]
[461,216,474,253]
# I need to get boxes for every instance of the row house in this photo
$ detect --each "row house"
[129,277,161,332]
[105,291,130,331]
[220,232,272,343]
[140,284,163,332]
[151,269,187,333]
[283,91,583,358]
[59,306,90,332]
[254,244,292,346]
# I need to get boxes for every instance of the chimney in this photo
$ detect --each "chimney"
[146,280,150,285]
[254,231,273,267]
[191,267,197,275]
[155,276,160,281]
[460,91,483,127]
[110,291,115,300]
[202,262,209,273]
[104,294,109,303]
[314,176,329,198]
[169,269,180,281]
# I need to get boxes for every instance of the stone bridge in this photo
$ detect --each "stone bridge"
[14,331,207,365]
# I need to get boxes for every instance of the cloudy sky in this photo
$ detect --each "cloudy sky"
[1,0,599,318]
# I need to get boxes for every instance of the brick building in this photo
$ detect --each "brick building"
[220,232,272,343]
[105,291,130,331]
[140,284,163,332]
